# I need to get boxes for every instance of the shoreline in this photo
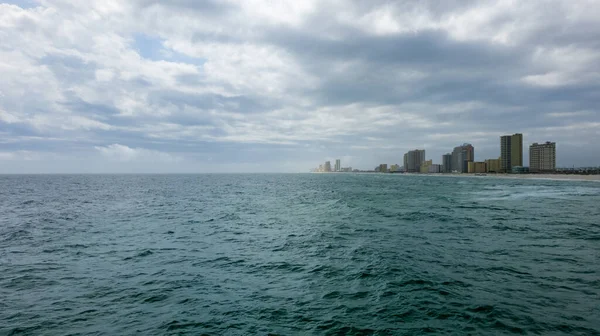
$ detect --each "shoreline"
[403,173,600,182]
[313,172,600,182]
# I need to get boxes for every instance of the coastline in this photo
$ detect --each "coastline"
[312,172,600,182]
[406,173,600,182]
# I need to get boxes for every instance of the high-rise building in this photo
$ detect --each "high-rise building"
[501,135,511,172]
[390,164,400,172]
[324,161,331,172]
[334,159,341,172]
[418,150,426,171]
[485,158,501,173]
[379,164,388,173]
[501,133,523,172]
[404,149,425,173]
[442,153,452,173]
[511,133,523,168]
[451,144,474,173]
[530,142,556,172]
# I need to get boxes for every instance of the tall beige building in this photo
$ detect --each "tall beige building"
[500,133,523,172]
[530,142,556,172]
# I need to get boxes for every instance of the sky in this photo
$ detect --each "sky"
[1,0,599,173]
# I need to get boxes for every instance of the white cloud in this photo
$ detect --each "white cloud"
[235,0,317,27]
[521,72,565,87]
[0,110,21,124]
[95,69,114,82]
[5,114,113,131]
[95,144,182,162]
[0,150,45,161]
[547,111,593,118]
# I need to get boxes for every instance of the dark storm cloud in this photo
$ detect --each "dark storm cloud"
[265,27,519,69]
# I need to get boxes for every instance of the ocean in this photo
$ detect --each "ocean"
[1,174,599,335]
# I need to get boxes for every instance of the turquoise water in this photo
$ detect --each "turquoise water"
[1,174,599,335]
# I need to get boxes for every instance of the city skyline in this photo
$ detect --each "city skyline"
[312,132,585,173]
[1,1,599,173]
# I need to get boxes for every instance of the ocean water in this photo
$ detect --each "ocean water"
[1,174,599,335]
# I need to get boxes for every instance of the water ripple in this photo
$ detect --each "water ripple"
[1,174,599,335]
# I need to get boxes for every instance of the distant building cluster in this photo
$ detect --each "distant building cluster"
[312,159,353,173]
[401,133,555,174]
[403,143,477,174]
[312,133,561,174]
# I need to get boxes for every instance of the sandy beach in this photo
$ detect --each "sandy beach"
[420,173,600,182]
[318,171,600,182]
[319,172,600,182]
[481,173,600,182]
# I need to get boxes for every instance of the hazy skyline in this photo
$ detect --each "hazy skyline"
[1,0,599,173]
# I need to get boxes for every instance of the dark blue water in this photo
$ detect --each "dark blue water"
[1,174,599,335]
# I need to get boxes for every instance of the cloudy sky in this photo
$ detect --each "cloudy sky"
[1,0,599,173]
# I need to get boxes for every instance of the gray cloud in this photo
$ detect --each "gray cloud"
[0,0,599,172]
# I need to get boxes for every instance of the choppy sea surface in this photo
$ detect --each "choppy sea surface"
[1,174,599,335]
